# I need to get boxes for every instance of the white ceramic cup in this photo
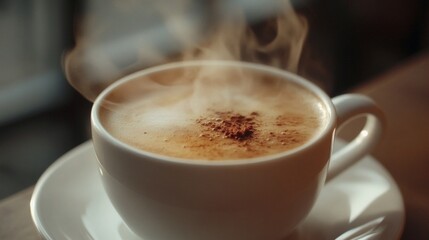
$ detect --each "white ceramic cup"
[91,60,385,240]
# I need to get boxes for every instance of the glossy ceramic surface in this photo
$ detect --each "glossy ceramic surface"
[31,140,404,240]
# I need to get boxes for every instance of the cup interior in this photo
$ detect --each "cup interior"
[91,60,336,165]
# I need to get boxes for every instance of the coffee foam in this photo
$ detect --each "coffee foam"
[100,66,327,160]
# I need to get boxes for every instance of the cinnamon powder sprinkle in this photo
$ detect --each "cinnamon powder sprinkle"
[194,111,310,158]
[196,111,257,141]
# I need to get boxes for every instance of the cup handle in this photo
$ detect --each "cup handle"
[326,94,385,181]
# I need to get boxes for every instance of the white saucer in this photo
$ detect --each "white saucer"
[31,140,405,240]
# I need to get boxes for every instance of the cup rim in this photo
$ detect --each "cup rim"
[91,60,336,166]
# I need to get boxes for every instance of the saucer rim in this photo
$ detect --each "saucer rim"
[30,141,93,240]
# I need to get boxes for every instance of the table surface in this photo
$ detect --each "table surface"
[1,52,428,240]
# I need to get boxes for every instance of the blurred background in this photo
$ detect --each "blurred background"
[0,0,428,199]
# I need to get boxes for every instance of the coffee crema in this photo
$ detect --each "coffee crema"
[100,66,327,161]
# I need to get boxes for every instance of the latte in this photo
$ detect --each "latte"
[100,66,327,160]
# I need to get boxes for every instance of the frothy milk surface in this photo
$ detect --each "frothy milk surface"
[100,66,328,160]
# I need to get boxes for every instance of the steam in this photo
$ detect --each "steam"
[64,0,308,102]
[182,0,307,71]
